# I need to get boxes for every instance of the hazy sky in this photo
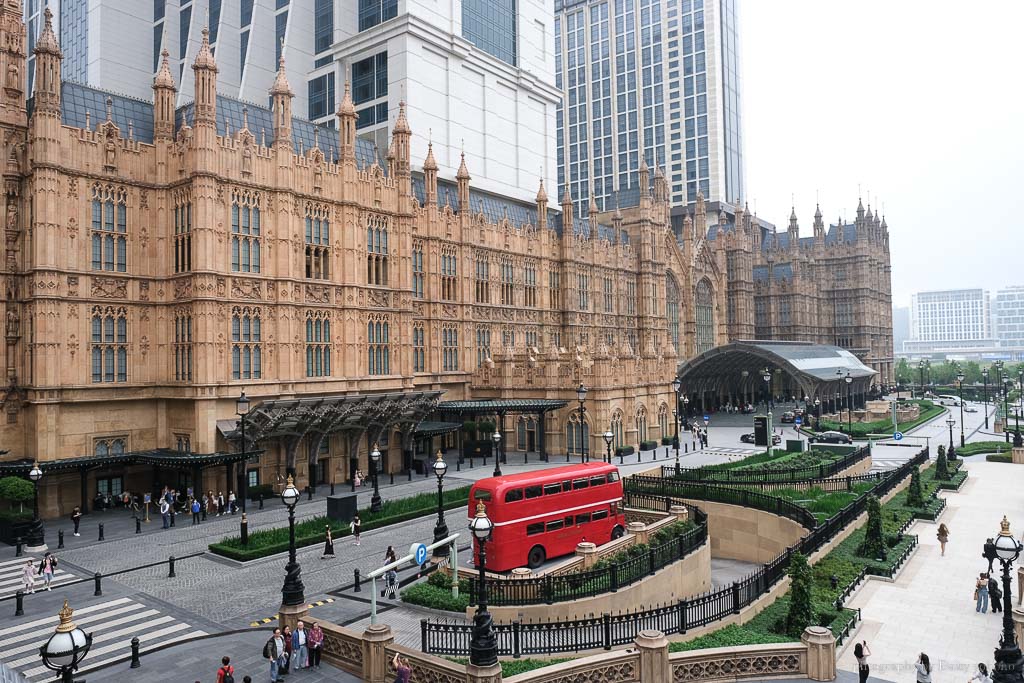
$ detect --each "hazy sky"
[740,1,1024,308]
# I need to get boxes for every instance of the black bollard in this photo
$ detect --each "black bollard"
[407,467,412,481]
[94,572,103,596]
[241,514,249,546]
[15,537,21,557]
[15,590,23,616]
[130,636,141,668]
[307,486,312,501]
[456,459,461,472]
[202,506,207,521]
[98,523,105,541]
[330,482,335,496]
[135,517,142,534]
[353,568,361,593]
[389,471,394,485]
[258,494,264,510]
[58,530,64,550]
[169,511,175,527]
[168,555,176,578]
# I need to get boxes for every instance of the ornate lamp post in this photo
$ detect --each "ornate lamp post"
[983,517,1024,683]
[236,390,251,513]
[603,430,614,464]
[279,475,305,607]
[370,444,383,513]
[956,369,966,447]
[671,376,681,463]
[845,372,853,433]
[1017,369,1023,436]
[762,368,771,412]
[918,359,926,399]
[468,502,497,667]
[39,600,93,683]
[946,417,955,451]
[432,450,449,558]
[814,397,821,429]
[741,369,749,409]
[26,462,44,549]
[576,383,588,462]
[984,368,991,429]
[1006,378,1013,444]
[491,431,502,477]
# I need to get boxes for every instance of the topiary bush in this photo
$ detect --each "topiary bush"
[784,552,814,637]
[935,446,949,481]
[857,496,885,560]
[640,440,658,452]
[906,468,925,508]
[0,476,34,513]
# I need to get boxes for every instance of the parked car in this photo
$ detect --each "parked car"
[780,411,796,423]
[964,406,978,413]
[809,430,853,445]
[740,432,782,445]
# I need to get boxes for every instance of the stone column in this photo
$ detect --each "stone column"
[466,662,503,683]
[670,505,689,523]
[1012,447,1024,465]
[1014,607,1024,647]
[801,626,837,681]
[575,541,598,569]
[277,603,309,634]
[627,521,648,545]
[360,624,394,683]
[634,630,670,683]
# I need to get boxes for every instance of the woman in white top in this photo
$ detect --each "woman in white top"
[969,663,991,683]
[853,641,870,683]
[916,653,931,683]
[20,559,35,594]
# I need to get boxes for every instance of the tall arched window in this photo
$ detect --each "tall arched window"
[636,406,648,443]
[611,410,624,449]
[658,403,669,439]
[566,412,589,458]
[695,279,715,355]
[666,274,681,353]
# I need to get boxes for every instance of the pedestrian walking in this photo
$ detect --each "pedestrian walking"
[392,653,412,683]
[21,559,35,594]
[383,567,398,599]
[321,525,335,559]
[38,552,57,591]
[854,641,870,683]
[307,622,324,670]
[350,513,361,545]
[353,470,363,488]
[71,506,82,536]
[969,663,991,683]
[282,625,294,674]
[937,523,950,556]
[215,655,235,683]
[191,498,201,525]
[976,572,990,613]
[160,498,171,529]
[228,491,237,514]
[264,627,286,683]
[384,545,397,564]
[916,653,932,683]
[291,621,309,671]
[989,573,1003,613]
[216,491,224,516]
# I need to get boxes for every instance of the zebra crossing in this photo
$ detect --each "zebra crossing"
[0,557,78,600]
[0,596,207,682]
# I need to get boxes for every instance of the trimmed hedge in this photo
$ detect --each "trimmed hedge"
[957,441,1011,457]
[210,485,472,561]
[661,437,673,446]
[640,440,659,452]
[615,446,635,457]
[988,453,1012,463]
[817,400,944,438]
[402,571,471,612]
[247,484,274,501]
[447,658,574,678]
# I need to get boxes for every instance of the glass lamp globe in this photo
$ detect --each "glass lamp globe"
[603,430,614,445]
[280,475,300,508]
[29,463,42,482]
[432,450,447,479]
[469,502,493,540]
[576,383,588,402]
[995,517,1020,561]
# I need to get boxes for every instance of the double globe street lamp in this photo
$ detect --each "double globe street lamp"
[946,417,956,451]
[671,377,682,467]
[844,372,853,433]
[982,517,1024,683]
[432,450,449,559]
[468,502,497,667]
[984,368,991,429]
[956,369,966,447]
[576,383,588,463]
[39,600,92,683]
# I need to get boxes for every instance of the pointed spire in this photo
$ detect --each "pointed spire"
[561,183,572,207]
[393,100,410,134]
[423,141,437,171]
[34,7,62,56]
[456,152,470,181]
[193,27,217,71]
[881,215,888,229]
[338,80,356,117]
[242,106,250,131]
[814,203,822,219]
[337,81,357,163]
[535,178,548,203]
[865,203,873,220]
[638,157,650,198]
[588,185,599,216]
[269,51,292,96]
[105,97,113,122]
[789,206,797,223]
[153,47,175,89]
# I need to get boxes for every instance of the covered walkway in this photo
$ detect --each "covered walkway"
[677,341,877,417]
[436,398,569,463]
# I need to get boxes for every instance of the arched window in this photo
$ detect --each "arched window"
[91,184,128,272]
[658,403,669,439]
[91,306,128,383]
[231,307,262,379]
[305,310,331,377]
[230,190,262,273]
[305,203,331,280]
[636,406,648,443]
[566,412,589,458]
[666,274,681,353]
[695,279,715,355]
[611,410,624,449]
[367,214,389,286]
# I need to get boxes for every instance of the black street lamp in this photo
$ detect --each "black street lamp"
[671,376,681,465]
[982,517,1024,683]
[603,430,613,464]
[370,444,383,513]
[956,369,966,447]
[741,369,749,409]
[468,502,497,667]
[491,431,502,477]
[946,417,955,451]
[814,397,821,429]
[26,462,44,549]
[1006,379,1013,444]
[845,372,853,433]
[236,390,251,513]
[918,360,925,399]
[1017,370,1023,437]
[39,600,92,683]
[576,383,588,462]
[432,450,449,558]
[280,475,305,607]
[762,368,771,412]
[984,368,991,429]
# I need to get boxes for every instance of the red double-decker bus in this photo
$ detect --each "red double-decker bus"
[468,462,625,571]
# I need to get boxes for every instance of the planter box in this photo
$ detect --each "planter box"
[0,518,33,545]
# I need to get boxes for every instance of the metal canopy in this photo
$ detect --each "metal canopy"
[677,340,878,400]
[413,421,463,438]
[0,448,261,476]
[436,399,569,415]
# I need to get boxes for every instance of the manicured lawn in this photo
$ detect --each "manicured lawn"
[817,400,944,438]
[769,483,875,522]
[956,441,1012,457]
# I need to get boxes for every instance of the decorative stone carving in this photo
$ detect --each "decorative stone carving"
[216,278,226,297]
[173,278,192,300]
[139,189,148,210]
[91,277,127,299]
[66,276,79,297]
[139,335,150,356]
[138,281,150,301]
[5,308,18,337]
[368,290,389,308]
[305,284,330,304]
[232,278,263,300]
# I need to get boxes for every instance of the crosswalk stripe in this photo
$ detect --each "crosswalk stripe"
[4,614,176,665]
[0,598,133,638]
[0,569,73,589]
[0,557,39,570]
[0,602,144,648]
[63,629,209,681]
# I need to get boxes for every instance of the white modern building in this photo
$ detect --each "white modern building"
[23,0,561,204]
[905,289,995,354]
[995,286,1024,348]
[553,0,743,215]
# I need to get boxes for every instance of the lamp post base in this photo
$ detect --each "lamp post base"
[277,600,310,634]
[370,494,383,514]
[466,662,503,683]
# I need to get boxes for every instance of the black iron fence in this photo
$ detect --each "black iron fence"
[466,508,708,607]
[655,471,885,494]
[421,448,928,657]
[664,445,871,483]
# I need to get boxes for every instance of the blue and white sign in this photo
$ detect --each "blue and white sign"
[893,431,904,441]
[703,415,710,425]
[409,542,428,566]
[795,417,803,426]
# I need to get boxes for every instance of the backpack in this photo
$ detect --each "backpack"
[220,667,234,683]
[263,639,273,659]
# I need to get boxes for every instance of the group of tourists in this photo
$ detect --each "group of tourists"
[157,488,238,529]
[20,552,57,594]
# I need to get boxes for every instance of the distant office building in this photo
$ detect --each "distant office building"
[905,288,995,354]
[553,0,743,216]
[995,286,1024,348]
[893,306,909,352]
[23,0,560,204]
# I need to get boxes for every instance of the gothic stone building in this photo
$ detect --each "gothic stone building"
[0,6,890,516]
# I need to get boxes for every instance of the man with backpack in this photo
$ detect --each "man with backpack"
[215,655,235,683]
[264,628,286,682]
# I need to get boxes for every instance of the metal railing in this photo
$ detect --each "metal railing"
[664,445,870,483]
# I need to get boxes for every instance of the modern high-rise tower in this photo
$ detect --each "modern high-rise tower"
[23,0,560,204]
[553,0,743,215]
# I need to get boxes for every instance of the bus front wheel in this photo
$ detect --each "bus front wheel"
[527,545,546,569]
[611,525,625,541]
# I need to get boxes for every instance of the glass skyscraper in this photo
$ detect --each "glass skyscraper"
[554,0,744,214]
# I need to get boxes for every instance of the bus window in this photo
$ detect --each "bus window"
[592,509,608,521]
[526,522,545,536]
[474,489,492,502]
[572,478,589,490]
[590,476,605,487]
[505,488,524,503]
[546,519,564,532]
[543,482,561,496]
[562,480,572,492]
[525,485,543,499]
[564,516,574,527]
[608,472,620,483]
[575,512,591,525]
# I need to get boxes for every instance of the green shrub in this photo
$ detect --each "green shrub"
[247,484,274,501]
[935,446,949,481]
[785,552,814,637]
[478,420,496,434]
[400,579,471,612]
[858,496,885,559]
[640,440,658,451]
[0,476,34,512]
[988,453,1012,463]
[669,624,793,652]
[906,469,925,507]
[462,421,478,434]
[615,446,635,456]
[661,437,673,446]
[959,441,1009,457]
[447,658,573,677]
[0,509,31,523]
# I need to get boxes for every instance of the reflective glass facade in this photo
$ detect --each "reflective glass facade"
[462,0,517,66]
[358,0,397,32]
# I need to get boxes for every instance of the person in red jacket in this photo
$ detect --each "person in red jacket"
[215,655,234,683]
